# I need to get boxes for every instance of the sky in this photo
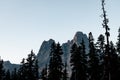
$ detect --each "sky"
[0,0,120,64]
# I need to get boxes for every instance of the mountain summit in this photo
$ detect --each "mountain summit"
[37,31,89,72]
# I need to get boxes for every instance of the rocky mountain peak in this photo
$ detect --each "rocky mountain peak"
[73,31,88,45]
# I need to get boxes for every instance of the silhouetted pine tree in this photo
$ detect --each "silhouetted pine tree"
[18,58,27,80]
[70,43,78,80]
[101,0,111,80]
[96,34,105,54]
[25,50,38,80]
[11,68,18,80]
[88,32,101,80]
[0,59,5,80]
[116,27,120,79]
[34,59,39,80]
[48,42,63,80]
[116,27,120,55]
[70,40,87,80]
[79,39,88,80]
[4,70,11,80]
[95,34,105,78]
[109,41,120,80]
[17,50,39,80]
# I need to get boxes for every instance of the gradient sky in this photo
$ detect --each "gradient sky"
[0,0,120,64]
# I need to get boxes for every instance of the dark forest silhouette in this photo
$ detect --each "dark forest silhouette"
[0,0,120,80]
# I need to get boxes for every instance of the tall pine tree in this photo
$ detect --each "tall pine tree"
[70,43,78,80]
[11,68,18,80]
[116,27,120,55]
[48,42,63,80]
[116,27,120,79]
[88,32,101,80]
[101,0,111,80]
[25,50,38,80]
[18,58,27,80]
[109,41,120,80]
[4,70,11,80]
[70,40,87,80]
[18,50,39,80]
[96,34,105,79]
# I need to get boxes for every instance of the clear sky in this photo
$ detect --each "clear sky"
[0,0,120,64]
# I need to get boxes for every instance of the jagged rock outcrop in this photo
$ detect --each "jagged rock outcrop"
[37,31,89,74]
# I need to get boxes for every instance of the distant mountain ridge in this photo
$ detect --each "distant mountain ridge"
[4,31,89,73]
[3,61,19,72]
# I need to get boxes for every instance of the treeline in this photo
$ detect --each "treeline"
[0,50,39,80]
[0,28,120,80]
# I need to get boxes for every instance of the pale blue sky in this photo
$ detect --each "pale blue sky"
[0,0,120,63]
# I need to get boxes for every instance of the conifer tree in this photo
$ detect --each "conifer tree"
[96,34,105,79]
[96,34,105,64]
[18,50,39,80]
[116,27,120,55]
[34,59,39,80]
[116,27,120,79]
[25,50,38,80]
[96,34,105,52]
[101,0,111,80]
[79,39,88,80]
[88,32,101,80]
[48,42,56,80]
[70,40,87,80]
[4,70,11,80]
[109,41,119,80]
[70,43,78,80]
[18,58,27,80]
[11,68,18,80]
[48,42,63,80]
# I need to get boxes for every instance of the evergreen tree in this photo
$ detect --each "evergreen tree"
[116,27,120,80]
[70,43,78,80]
[101,0,111,80]
[18,58,27,80]
[18,50,39,80]
[79,39,88,80]
[96,34,105,52]
[70,40,87,80]
[25,50,38,80]
[96,34,105,79]
[109,41,120,80]
[34,59,39,80]
[116,27,120,55]
[48,42,63,80]
[48,42,57,80]
[4,70,11,80]
[0,58,5,80]
[11,68,18,80]
[88,32,101,80]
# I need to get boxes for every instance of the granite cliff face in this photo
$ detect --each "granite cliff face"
[37,31,89,73]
